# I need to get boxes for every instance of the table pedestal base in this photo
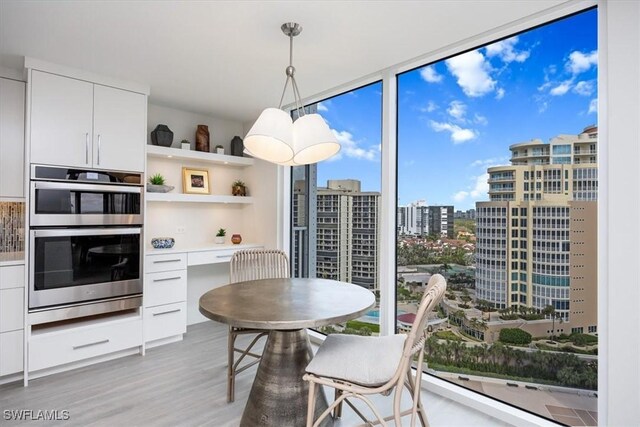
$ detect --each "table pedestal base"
[240,329,331,427]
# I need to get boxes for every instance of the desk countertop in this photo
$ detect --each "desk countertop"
[146,243,262,255]
[0,252,25,267]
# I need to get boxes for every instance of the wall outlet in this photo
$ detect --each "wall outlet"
[176,226,186,234]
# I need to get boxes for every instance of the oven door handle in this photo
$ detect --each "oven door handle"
[32,181,142,194]
[32,227,141,238]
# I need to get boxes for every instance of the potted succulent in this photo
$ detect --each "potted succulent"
[215,144,225,155]
[180,139,191,150]
[215,228,226,244]
[232,180,247,196]
[147,173,174,193]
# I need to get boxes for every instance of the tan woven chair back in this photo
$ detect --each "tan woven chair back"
[403,274,447,358]
[230,249,290,283]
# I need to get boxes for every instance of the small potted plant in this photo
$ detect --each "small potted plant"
[147,173,174,193]
[232,180,247,196]
[181,139,191,150]
[215,228,226,244]
[215,144,225,155]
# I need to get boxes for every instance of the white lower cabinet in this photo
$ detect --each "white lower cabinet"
[0,264,24,377]
[144,302,187,342]
[0,329,23,376]
[29,317,142,372]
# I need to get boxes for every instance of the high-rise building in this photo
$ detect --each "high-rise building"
[316,180,380,290]
[476,125,597,333]
[398,202,454,238]
[427,205,454,239]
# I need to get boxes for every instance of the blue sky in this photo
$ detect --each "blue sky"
[315,8,597,210]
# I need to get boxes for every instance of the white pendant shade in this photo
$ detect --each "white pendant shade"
[244,108,294,163]
[292,113,340,165]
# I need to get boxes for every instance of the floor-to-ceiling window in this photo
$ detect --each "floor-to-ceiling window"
[291,81,383,335]
[396,8,597,425]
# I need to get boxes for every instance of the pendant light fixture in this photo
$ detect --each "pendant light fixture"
[244,23,340,165]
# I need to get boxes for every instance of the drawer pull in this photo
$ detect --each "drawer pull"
[153,309,181,317]
[73,339,109,350]
[152,276,182,283]
[216,255,232,259]
[153,259,181,264]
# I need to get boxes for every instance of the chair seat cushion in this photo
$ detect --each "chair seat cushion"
[306,334,407,386]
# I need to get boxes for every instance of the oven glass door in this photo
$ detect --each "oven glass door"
[30,227,142,309]
[30,181,142,226]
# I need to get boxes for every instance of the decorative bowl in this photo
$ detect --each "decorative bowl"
[151,237,175,249]
[147,184,175,193]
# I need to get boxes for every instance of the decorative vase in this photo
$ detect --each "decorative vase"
[146,184,174,193]
[232,184,247,196]
[196,125,210,152]
[231,234,242,245]
[231,136,244,157]
[151,237,175,249]
[151,125,174,147]
[215,236,225,244]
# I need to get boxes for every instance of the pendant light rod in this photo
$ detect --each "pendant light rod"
[276,23,305,117]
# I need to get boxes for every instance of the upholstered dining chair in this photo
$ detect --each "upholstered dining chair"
[227,249,289,403]
[303,274,447,427]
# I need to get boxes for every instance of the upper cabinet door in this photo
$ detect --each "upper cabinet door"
[30,71,93,168]
[0,78,26,198]
[93,84,146,172]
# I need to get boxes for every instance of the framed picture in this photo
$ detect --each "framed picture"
[182,167,210,194]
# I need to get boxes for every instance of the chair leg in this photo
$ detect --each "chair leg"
[306,381,317,427]
[334,388,343,419]
[227,328,237,403]
[393,383,403,426]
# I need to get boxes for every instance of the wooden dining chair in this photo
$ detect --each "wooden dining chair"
[303,274,447,427]
[227,248,290,403]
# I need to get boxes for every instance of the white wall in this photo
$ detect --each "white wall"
[601,1,640,425]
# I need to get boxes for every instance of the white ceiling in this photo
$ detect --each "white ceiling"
[0,1,568,123]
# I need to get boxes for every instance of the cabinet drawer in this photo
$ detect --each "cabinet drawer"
[0,265,25,289]
[145,270,187,308]
[0,329,23,376]
[144,302,186,342]
[145,253,187,273]
[29,318,142,372]
[0,288,24,332]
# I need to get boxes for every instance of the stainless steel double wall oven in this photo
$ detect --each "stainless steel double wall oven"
[29,165,144,321]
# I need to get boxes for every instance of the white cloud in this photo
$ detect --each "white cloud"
[420,100,438,113]
[420,65,443,83]
[473,113,488,126]
[445,50,496,97]
[495,88,505,100]
[470,156,508,168]
[538,101,548,113]
[447,100,467,120]
[453,191,469,202]
[328,129,378,162]
[429,120,477,143]
[573,80,595,96]
[550,80,572,96]
[485,36,530,63]
[316,102,328,112]
[588,98,597,114]
[566,50,598,74]
[451,173,490,203]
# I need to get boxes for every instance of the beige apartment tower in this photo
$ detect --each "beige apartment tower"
[476,125,597,334]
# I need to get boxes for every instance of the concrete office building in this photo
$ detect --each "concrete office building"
[398,202,454,238]
[476,125,598,334]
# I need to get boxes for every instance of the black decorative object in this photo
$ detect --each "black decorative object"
[231,136,244,157]
[151,124,174,147]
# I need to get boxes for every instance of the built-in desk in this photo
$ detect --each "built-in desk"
[144,243,263,346]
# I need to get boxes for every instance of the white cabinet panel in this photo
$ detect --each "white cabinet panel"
[93,85,146,172]
[30,71,93,168]
[144,302,186,342]
[0,329,23,376]
[0,78,25,198]
[144,270,187,308]
[145,253,187,273]
[0,265,24,289]
[0,288,23,332]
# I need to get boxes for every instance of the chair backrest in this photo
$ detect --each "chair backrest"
[402,274,447,360]
[229,249,290,284]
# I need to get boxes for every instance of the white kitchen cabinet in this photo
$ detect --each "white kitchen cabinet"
[0,263,24,378]
[0,77,26,198]
[0,330,23,376]
[0,288,24,333]
[29,70,146,172]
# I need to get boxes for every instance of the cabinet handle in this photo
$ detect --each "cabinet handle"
[97,134,101,165]
[73,339,109,350]
[153,276,182,282]
[85,133,89,164]
[216,255,232,259]
[153,259,181,264]
[153,309,181,316]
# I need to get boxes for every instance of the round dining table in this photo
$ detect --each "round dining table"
[199,277,376,427]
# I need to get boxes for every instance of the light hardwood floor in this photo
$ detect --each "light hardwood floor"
[0,321,511,426]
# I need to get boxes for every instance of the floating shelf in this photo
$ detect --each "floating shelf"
[146,145,254,167]
[145,193,254,204]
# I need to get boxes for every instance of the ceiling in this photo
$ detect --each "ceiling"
[0,1,569,123]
